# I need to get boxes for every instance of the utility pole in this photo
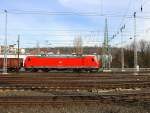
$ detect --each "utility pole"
[134,12,138,71]
[17,35,20,72]
[120,25,125,72]
[121,30,124,71]
[3,10,8,74]
[100,0,103,15]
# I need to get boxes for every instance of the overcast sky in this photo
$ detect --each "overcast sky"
[0,0,150,47]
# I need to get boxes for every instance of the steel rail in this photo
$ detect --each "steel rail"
[0,92,150,105]
[0,81,150,90]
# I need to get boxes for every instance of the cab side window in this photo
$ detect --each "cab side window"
[28,58,31,62]
[91,58,94,62]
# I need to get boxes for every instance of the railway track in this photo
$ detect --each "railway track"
[0,72,150,78]
[0,80,150,90]
[0,73,149,106]
[0,73,150,90]
[0,76,150,82]
[0,92,150,105]
[1,71,150,77]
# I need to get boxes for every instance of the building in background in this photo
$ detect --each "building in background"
[0,45,26,55]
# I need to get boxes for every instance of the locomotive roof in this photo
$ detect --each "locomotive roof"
[27,54,95,58]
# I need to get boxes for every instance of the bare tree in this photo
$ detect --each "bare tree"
[73,35,83,55]
[123,40,150,68]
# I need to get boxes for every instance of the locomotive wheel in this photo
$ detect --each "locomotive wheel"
[31,68,38,72]
[25,68,38,72]
[73,69,82,73]
[41,68,49,72]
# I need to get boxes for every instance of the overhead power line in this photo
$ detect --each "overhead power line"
[1,9,150,19]
[110,0,150,44]
[142,0,150,6]
[114,0,132,40]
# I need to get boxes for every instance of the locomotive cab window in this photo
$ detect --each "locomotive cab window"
[28,58,31,61]
[91,58,94,62]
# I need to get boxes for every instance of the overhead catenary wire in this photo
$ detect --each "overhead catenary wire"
[142,0,150,7]
[110,0,150,46]
[1,2,150,48]
[111,0,132,40]
[1,9,150,19]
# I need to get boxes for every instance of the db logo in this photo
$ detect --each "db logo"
[58,61,63,64]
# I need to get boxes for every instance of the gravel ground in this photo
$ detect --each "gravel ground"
[0,72,149,113]
[0,90,149,113]
[0,103,149,113]
[0,90,54,96]
[0,88,150,97]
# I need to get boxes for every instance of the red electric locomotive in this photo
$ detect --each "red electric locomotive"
[24,55,100,72]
